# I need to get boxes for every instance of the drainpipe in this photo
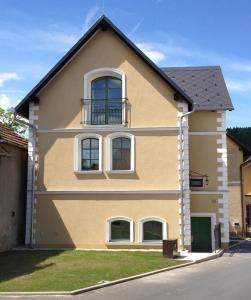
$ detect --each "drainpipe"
[14,111,37,248]
[179,104,195,251]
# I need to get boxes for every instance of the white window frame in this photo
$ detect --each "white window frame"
[74,133,102,173]
[139,217,167,243]
[106,216,134,243]
[83,68,126,127]
[106,132,135,173]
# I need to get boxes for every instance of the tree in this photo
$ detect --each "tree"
[0,107,26,136]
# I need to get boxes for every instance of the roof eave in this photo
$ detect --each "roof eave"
[15,15,194,118]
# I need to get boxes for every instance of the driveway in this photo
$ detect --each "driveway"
[1,241,251,300]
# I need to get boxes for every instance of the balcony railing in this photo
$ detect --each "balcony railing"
[81,98,127,125]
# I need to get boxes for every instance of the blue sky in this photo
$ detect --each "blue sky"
[0,0,251,127]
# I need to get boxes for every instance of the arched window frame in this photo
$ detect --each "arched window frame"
[106,216,134,243]
[74,133,102,173]
[106,132,135,173]
[139,217,167,243]
[83,68,126,126]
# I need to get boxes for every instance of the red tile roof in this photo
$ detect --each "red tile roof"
[0,122,27,148]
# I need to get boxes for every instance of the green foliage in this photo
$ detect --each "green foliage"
[0,107,26,136]
[227,127,251,152]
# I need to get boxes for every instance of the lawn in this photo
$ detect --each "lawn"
[0,250,187,292]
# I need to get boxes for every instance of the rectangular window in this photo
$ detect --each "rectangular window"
[190,178,203,187]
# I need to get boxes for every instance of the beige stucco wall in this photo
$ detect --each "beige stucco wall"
[37,131,179,190]
[189,135,219,191]
[34,194,180,248]
[191,194,220,218]
[189,111,219,132]
[227,137,243,182]
[0,144,27,251]
[228,185,243,234]
[37,29,180,129]
[243,164,251,196]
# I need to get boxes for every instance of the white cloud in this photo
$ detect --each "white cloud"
[0,73,19,87]
[137,43,166,64]
[0,94,12,109]
[83,5,100,34]
[226,79,251,92]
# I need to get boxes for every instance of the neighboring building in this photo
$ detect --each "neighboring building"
[0,123,27,251]
[227,133,251,237]
[241,158,251,237]
[15,16,233,252]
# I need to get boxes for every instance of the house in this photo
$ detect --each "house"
[0,123,27,251]
[227,133,251,237]
[15,16,233,252]
[241,158,251,237]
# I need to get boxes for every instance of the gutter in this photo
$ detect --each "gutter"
[179,104,195,250]
[14,112,37,248]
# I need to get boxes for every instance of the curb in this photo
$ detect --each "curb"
[0,250,223,297]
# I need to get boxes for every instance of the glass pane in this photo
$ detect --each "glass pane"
[82,139,90,149]
[122,138,130,149]
[111,220,130,241]
[108,88,122,99]
[143,221,162,241]
[92,101,105,125]
[92,89,105,100]
[91,149,99,160]
[91,138,99,149]
[82,159,91,170]
[90,160,99,170]
[113,149,121,160]
[108,78,122,89]
[82,149,90,159]
[92,78,106,89]
[112,137,122,149]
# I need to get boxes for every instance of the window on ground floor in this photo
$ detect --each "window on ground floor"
[139,217,167,242]
[107,217,133,242]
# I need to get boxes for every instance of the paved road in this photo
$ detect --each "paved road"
[2,241,251,300]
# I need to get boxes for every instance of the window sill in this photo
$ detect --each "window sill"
[106,242,162,246]
[74,170,102,175]
[106,170,135,174]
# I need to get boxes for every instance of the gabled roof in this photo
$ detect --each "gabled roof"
[227,132,251,157]
[15,15,194,118]
[162,66,234,111]
[0,123,27,149]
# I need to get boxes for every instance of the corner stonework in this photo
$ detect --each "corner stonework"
[177,101,191,250]
[25,102,39,246]
[216,111,229,248]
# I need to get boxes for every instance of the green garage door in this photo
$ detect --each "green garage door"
[191,217,212,252]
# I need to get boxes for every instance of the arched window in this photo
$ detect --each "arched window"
[74,133,102,173]
[106,217,134,242]
[91,76,122,125]
[83,68,126,126]
[139,217,167,242]
[107,133,135,173]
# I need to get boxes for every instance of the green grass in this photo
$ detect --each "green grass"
[0,250,188,292]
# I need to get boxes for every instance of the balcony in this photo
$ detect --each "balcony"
[82,98,127,126]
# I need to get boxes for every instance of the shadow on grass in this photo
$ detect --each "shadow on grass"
[0,250,64,283]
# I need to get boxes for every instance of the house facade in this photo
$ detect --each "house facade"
[16,16,233,252]
[0,123,27,251]
[227,133,251,237]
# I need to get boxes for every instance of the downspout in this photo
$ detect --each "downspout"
[14,111,37,248]
[179,103,195,250]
